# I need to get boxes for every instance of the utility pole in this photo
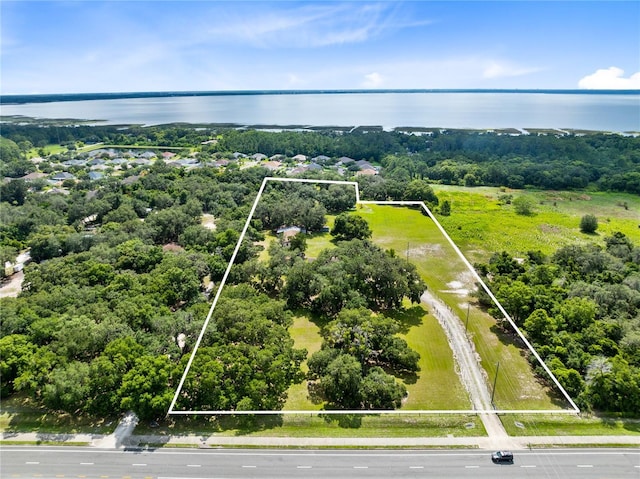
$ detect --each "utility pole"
[491,361,500,407]
[465,304,470,332]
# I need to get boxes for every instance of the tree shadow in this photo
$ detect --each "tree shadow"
[319,412,363,429]
[383,305,425,334]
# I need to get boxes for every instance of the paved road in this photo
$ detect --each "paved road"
[2,446,639,478]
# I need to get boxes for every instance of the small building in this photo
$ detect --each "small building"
[51,172,76,181]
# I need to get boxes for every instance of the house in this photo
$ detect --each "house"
[88,148,117,158]
[139,151,156,160]
[232,152,247,159]
[131,158,151,166]
[356,168,378,176]
[51,172,76,181]
[307,162,322,171]
[270,154,285,161]
[162,151,177,160]
[251,153,267,161]
[262,161,282,172]
[292,154,307,162]
[19,172,48,182]
[356,160,375,170]
[288,166,308,176]
[213,159,230,168]
[62,159,87,167]
[87,158,106,166]
[88,171,104,180]
[312,155,331,163]
[276,226,305,245]
[336,156,356,165]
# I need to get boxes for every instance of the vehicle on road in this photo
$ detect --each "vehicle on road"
[491,450,514,464]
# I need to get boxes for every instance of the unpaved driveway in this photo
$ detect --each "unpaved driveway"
[421,290,511,446]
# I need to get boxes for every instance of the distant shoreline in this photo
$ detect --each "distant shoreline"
[2,88,640,105]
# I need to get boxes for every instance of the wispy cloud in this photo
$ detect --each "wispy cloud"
[578,67,640,89]
[204,2,409,48]
[482,61,543,79]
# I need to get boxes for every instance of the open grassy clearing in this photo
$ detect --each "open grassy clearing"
[27,144,67,157]
[359,204,567,411]
[500,414,640,436]
[135,414,485,438]
[433,186,640,264]
[284,314,324,411]
[385,304,470,410]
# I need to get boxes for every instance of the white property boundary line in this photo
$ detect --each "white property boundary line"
[167,177,579,416]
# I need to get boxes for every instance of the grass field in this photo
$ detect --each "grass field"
[358,203,568,411]
[500,414,640,436]
[433,186,640,264]
[135,413,486,438]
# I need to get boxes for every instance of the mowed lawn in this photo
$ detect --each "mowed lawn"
[359,204,566,411]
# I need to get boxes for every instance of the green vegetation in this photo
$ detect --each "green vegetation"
[476,233,640,413]
[132,413,486,438]
[1,123,639,434]
[500,414,640,436]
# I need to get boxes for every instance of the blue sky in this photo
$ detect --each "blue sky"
[1,1,639,94]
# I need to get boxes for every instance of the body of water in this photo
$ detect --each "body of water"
[2,91,639,132]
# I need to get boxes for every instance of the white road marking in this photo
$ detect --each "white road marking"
[521,465,536,468]
[297,465,312,469]
[409,466,424,469]
[25,461,40,464]
[132,463,147,466]
[465,465,479,468]
[242,465,257,468]
[187,464,201,467]
[80,462,94,465]
[354,466,368,469]
[577,464,594,468]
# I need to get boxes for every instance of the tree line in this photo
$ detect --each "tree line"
[2,124,639,193]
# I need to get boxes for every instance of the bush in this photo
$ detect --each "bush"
[580,214,598,234]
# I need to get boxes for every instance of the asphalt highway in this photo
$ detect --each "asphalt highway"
[2,446,639,479]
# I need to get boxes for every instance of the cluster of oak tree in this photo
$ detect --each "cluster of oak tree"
[476,233,640,413]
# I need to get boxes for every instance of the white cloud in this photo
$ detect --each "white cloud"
[362,72,384,88]
[578,67,640,89]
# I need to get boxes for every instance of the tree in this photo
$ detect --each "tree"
[118,354,176,420]
[439,199,451,216]
[512,195,535,215]
[402,179,439,206]
[330,213,372,241]
[580,214,598,234]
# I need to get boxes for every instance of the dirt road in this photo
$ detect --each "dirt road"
[421,290,512,447]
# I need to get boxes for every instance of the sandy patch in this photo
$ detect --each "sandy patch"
[0,271,24,298]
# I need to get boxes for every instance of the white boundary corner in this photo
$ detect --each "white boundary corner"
[167,177,579,416]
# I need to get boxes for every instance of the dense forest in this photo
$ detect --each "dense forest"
[476,236,640,413]
[1,124,639,418]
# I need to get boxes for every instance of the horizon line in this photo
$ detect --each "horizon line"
[2,88,639,105]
